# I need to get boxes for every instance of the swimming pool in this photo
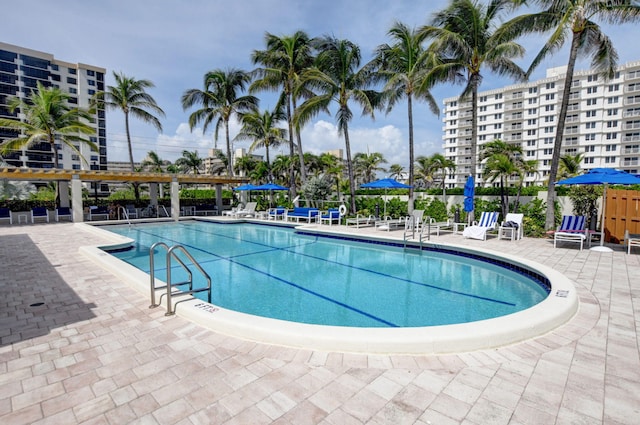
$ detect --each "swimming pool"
[81,220,578,353]
[106,221,548,327]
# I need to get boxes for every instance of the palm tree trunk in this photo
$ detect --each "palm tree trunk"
[469,73,480,224]
[407,95,415,214]
[285,93,297,199]
[292,96,306,184]
[545,34,580,230]
[225,120,234,176]
[124,112,140,201]
[344,123,356,214]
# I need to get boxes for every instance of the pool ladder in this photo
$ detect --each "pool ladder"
[403,216,431,250]
[149,242,212,316]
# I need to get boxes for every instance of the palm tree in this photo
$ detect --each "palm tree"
[234,155,258,177]
[234,105,287,182]
[0,82,97,169]
[251,31,315,196]
[0,82,98,205]
[318,152,344,200]
[558,152,584,180]
[354,151,387,184]
[388,164,405,181]
[270,154,292,186]
[141,150,166,173]
[175,150,203,174]
[513,158,539,213]
[296,36,381,214]
[96,72,165,200]
[182,68,258,176]
[372,21,440,211]
[426,153,456,201]
[480,139,524,217]
[509,0,640,229]
[420,0,526,221]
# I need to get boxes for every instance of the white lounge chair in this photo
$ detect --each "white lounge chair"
[376,216,408,232]
[345,214,376,228]
[553,215,590,250]
[232,202,257,218]
[498,213,524,241]
[462,211,499,240]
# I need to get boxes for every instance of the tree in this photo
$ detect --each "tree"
[182,68,258,176]
[235,105,287,182]
[420,0,526,220]
[388,164,405,180]
[427,153,456,201]
[141,150,167,173]
[509,0,640,229]
[251,31,315,197]
[175,150,203,174]
[296,36,381,214]
[558,153,584,180]
[480,139,523,217]
[270,154,292,186]
[373,21,440,211]
[0,82,97,205]
[354,151,387,184]
[96,72,165,200]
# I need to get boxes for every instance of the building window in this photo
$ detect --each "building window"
[479,125,486,131]
[607,120,618,128]
[545,116,555,122]
[68,87,77,94]
[587,86,598,94]
[607,108,618,116]
[606,132,618,140]
[527,129,537,135]
[545,105,555,111]
[607,96,619,104]
[479,105,487,112]
[495,93,502,99]
[68,67,77,75]
[87,69,95,76]
[606,144,617,151]
[529,87,537,94]
[584,157,595,164]
[88,80,95,86]
[585,133,596,141]
[544,137,554,144]
[527,108,537,115]
[528,98,537,104]
[527,119,537,125]
[545,93,555,100]
[605,156,616,164]
[587,74,598,82]
[609,84,619,92]
[586,98,597,106]
[585,110,596,118]
[494,113,502,119]
[479,96,487,102]
[495,103,502,110]
[67,77,76,84]
[544,126,554,133]
[88,89,95,95]
[545,82,555,90]
[585,122,596,129]
[543,148,553,155]
[585,145,595,152]
[449,101,457,107]
[494,123,502,129]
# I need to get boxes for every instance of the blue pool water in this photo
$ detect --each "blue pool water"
[105,221,549,328]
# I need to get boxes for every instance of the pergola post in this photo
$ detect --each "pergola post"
[215,184,223,214]
[171,178,179,221]
[58,180,70,208]
[71,175,83,222]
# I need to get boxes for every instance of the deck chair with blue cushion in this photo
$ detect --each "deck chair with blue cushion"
[55,207,72,222]
[553,215,590,250]
[31,207,49,223]
[318,208,341,226]
[125,204,138,219]
[462,211,499,240]
[0,207,13,225]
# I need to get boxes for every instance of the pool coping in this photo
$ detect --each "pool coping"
[77,220,579,355]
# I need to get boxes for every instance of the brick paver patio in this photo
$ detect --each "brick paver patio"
[0,221,638,424]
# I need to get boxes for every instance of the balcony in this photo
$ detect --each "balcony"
[505,92,523,100]
[625,97,640,106]
[625,85,640,94]
[623,147,640,154]
[505,113,523,122]
[623,134,640,142]
[504,134,522,141]
[505,103,523,111]
[507,123,523,131]
[623,108,640,117]
[623,121,640,130]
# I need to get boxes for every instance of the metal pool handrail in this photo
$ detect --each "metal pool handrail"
[149,242,212,316]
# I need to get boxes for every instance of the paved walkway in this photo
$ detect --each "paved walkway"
[0,221,638,424]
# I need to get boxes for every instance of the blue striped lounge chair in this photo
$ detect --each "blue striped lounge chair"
[462,211,499,240]
[554,215,589,250]
[31,207,50,223]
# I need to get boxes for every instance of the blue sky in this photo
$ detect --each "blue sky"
[4,0,640,170]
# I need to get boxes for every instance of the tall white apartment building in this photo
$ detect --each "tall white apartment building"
[442,61,640,188]
[0,42,107,179]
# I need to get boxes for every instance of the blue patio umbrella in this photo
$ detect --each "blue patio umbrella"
[233,183,257,191]
[252,183,289,208]
[557,168,640,251]
[360,178,411,216]
[463,175,475,213]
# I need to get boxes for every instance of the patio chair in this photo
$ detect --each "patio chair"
[0,207,13,225]
[318,208,341,226]
[462,211,499,240]
[624,230,640,255]
[553,215,589,250]
[498,213,524,241]
[89,205,110,221]
[31,207,50,223]
[232,201,257,218]
[125,204,138,219]
[267,207,287,221]
[55,207,72,222]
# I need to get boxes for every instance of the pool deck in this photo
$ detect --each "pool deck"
[0,220,638,424]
